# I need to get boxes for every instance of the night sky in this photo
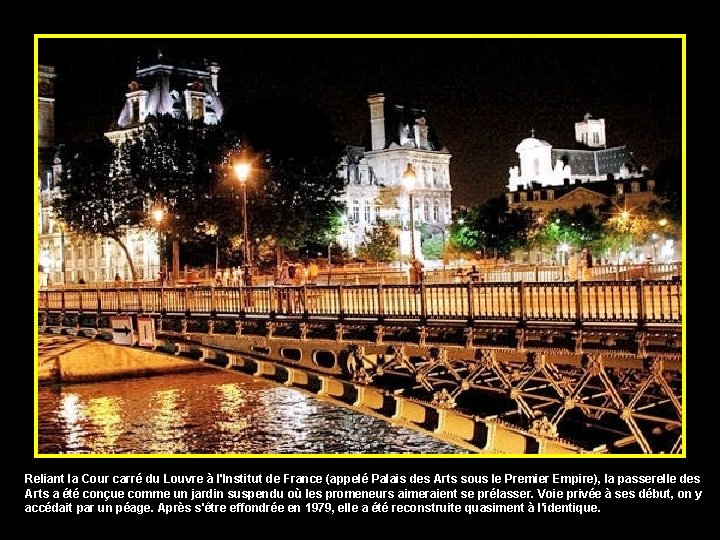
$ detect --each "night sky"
[38,36,682,206]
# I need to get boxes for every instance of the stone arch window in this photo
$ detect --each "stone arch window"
[131,99,140,123]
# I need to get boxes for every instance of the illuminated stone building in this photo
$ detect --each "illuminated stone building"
[506,113,660,214]
[106,52,223,143]
[508,114,647,192]
[337,93,453,258]
[504,116,673,264]
[37,55,224,286]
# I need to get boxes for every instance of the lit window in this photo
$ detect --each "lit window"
[616,184,624,195]
[631,182,640,193]
[533,191,541,201]
[132,99,140,123]
[192,97,204,120]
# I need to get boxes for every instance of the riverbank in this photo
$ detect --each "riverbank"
[37,334,211,384]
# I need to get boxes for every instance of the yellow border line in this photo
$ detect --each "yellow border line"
[34,33,686,459]
[35,33,686,39]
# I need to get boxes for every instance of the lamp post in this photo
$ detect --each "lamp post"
[402,163,417,262]
[152,207,165,284]
[327,240,332,286]
[58,221,66,286]
[234,162,252,286]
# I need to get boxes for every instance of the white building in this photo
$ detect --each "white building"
[38,54,225,286]
[508,114,646,192]
[38,64,151,287]
[109,52,223,140]
[337,93,452,258]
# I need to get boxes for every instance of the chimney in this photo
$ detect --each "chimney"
[209,62,220,93]
[367,93,386,151]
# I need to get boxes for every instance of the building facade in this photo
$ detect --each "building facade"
[37,55,224,287]
[337,94,453,258]
[504,116,676,264]
[508,114,647,192]
[107,53,223,143]
[506,176,658,214]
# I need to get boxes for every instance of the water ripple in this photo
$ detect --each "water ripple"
[38,370,467,455]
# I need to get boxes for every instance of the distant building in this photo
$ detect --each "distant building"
[506,176,658,214]
[507,114,647,192]
[504,116,674,265]
[337,93,453,258]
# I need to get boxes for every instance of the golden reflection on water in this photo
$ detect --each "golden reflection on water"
[39,370,465,454]
[148,389,188,454]
[259,388,315,447]
[59,393,85,452]
[84,396,124,452]
[215,383,249,435]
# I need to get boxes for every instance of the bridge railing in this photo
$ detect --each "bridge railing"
[38,279,682,326]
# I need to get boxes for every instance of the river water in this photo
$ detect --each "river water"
[37,370,467,454]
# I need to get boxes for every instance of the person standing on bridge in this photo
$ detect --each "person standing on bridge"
[307,259,319,285]
[409,259,424,286]
[277,261,292,313]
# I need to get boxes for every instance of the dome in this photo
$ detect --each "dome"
[515,137,551,153]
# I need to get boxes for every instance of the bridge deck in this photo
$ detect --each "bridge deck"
[39,280,681,329]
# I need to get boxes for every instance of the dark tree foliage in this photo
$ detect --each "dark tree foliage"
[234,98,346,258]
[57,136,146,278]
[122,115,241,244]
[58,104,346,272]
[456,195,537,256]
[357,219,398,262]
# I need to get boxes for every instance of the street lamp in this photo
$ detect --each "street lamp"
[152,206,165,283]
[402,163,417,262]
[234,162,252,286]
[651,232,659,261]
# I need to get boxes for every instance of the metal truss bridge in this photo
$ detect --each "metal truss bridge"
[38,279,682,454]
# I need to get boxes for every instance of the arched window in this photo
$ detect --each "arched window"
[131,99,140,123]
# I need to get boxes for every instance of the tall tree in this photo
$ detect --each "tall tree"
[235,98,346,261]
[357,219,398,262]
[58,117,242,279]
[121,115,242,275]
[57,136,146,279]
